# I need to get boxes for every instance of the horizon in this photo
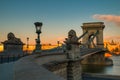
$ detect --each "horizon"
[0,0,120,45]
[0,40,119,52]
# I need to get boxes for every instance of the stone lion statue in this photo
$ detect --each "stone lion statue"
[3,32,24,45]
[7,32,15,40]
[65,29,78,44]
[64,29,79,50]
[64,29,81,59]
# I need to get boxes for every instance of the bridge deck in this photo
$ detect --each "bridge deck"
[80,48,106,58]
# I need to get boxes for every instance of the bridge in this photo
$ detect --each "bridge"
[38,22,113,80]
[41,22,111,65]
[20,22,112,80]
[1,22,114,80]
[0,22,108,64]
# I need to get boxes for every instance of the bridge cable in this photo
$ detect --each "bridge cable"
[84,30,99,48]
[78,30,88,40]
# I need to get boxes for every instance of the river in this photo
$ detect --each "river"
[82,56,120,76]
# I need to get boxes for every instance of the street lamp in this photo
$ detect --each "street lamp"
[27,37,29,53]
[34,22,43,53]
[57,41,60,47]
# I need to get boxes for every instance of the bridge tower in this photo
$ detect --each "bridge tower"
[81,22,105,48]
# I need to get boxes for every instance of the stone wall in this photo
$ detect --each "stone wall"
[43,60,82,80]
[43,61,68,79]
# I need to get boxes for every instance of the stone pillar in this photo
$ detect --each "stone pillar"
[96,30,104,48]
[67,61,82,80]
[82,29,89,46]
[67,44,80,60]
[64,29,82,80]
[64,29,81,60]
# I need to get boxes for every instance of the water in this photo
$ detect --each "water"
[82,56,120,76]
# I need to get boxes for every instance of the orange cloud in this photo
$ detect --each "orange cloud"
[93,14,120,26]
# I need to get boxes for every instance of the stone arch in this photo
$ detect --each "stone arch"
[88,33,97,48]
[81,22,105,48]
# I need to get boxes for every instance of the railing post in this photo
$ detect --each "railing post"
[64,30,82,80]
[67,60,82,80]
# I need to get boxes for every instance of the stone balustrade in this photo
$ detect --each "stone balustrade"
[14,53,67,80]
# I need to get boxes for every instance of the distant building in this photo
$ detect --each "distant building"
[109,40,116,45]
[105,40,120,53]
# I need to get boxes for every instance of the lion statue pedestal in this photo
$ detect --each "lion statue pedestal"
[64,30,80,60]
[1,32,25,55]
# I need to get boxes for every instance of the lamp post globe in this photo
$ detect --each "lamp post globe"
[34,22,42,34]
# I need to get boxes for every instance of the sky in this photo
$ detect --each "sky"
[0,0,120,45]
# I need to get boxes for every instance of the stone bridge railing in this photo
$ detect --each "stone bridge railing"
[14,53,120,80]
[14,52,82,80]
[14,53,67,80]
[0,53,28,64]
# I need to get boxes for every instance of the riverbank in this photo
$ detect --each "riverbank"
[82,73,120,80]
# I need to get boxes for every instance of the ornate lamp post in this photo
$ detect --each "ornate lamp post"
[57,41,60,47]
[34,22,42,53]
[27,37,29,53]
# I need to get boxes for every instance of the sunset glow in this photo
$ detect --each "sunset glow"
[0,40,119,55]
[105,53,112,57]
[0,45,3,52]
[0,0,120,55]
[23,45,58,51]
[0,44,58,52]
[0,0,120,46]
[1,1,120,80]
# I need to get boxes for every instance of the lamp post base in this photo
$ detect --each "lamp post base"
[33,43,41,54]
[33,49,41,54]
